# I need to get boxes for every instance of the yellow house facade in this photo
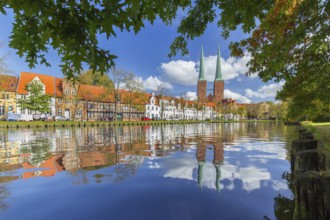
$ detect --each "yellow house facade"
[0,75,18,121]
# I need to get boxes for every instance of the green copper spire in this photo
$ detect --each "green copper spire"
[198,46,206,80]
[214,163,221,192]
[215,46,223,81]
[198,161,205,190]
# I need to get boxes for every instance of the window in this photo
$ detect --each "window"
[0,106,4,115]
[76,110,82,118]
[152,106,154,110]
[57,109,63,116]
[8,106,13,111]
[65,88,70,95]
[147,106,150,110]
[6,94,9,99]
[88,112,93,119]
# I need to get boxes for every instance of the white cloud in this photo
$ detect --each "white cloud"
[245,81,285,99]
[160,60,198,86]
[224,89,251,103]
[144,76,173,91]
[160,51,252,86]
[183,91,197,101]
[202,52,251,81]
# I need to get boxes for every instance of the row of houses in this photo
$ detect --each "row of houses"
[0,72,238,121]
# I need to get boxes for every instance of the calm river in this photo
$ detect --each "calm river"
[0,122,296,220]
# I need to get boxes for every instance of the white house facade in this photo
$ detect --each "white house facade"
[143,93,232,121]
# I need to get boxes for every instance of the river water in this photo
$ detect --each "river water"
[0,122,296,220]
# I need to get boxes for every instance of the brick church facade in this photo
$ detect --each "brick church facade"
[197,47,224,103]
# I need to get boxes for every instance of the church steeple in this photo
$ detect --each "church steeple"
[213,45,224,103]
[214,46,222,81]
[198,46,206,81]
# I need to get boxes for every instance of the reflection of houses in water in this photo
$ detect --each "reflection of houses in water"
[0,123,247,185]
[0,129,24,165]
[21,155,64,179]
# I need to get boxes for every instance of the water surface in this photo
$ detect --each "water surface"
[0,122,295,220]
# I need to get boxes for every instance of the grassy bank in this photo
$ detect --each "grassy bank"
[0,119,277,129]
[0,120,193,128]
[301,121,330,149]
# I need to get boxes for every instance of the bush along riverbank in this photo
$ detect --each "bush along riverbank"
[290,127,330,220]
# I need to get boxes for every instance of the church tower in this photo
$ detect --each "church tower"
[213,46,224,103]
[197,46,207,103]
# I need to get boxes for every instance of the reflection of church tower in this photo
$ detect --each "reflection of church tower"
[213,142,224,191]
[196,140,224,191]
[213,46,224,103]
[197,141,207,189]
[197,46,207,103]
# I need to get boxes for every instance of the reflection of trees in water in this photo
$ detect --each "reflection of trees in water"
[113,163,137,182]
[273,172,294,220]
[20,137,51,166]
[109,155,144,183]
[71,170,89,185]
[93,155,144,184]
[0,184,9,211]
[65,155,144,184]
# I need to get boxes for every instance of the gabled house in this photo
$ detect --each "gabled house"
[0,75,19,120]
[145,92,160,119]
[14,72,147,121]
[16,72,58,116]
[1,71,241,122]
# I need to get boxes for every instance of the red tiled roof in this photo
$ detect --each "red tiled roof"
[17,72,57,96]
[78,84,113,102]
[0,75,18,92]
[206,102,216,107]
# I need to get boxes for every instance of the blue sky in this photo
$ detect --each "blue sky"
[0,10,284,103]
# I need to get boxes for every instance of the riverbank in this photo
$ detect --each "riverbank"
[0,119,276,129]
[0,120,193,129]
[290,123,330,220]
[301,121,330,149]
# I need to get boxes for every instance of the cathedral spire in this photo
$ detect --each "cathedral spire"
[198,46,206,81]
[215,45,222,81]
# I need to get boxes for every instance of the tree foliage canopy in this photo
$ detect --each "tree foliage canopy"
[2,0,329,120]
[78,69,113,88]
[0,0,191,79]
[17,80,50,113]
[0,42,11,75]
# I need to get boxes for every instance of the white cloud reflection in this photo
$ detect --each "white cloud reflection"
[160,140,288,192]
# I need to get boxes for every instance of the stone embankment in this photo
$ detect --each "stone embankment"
[291,128,330,220]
